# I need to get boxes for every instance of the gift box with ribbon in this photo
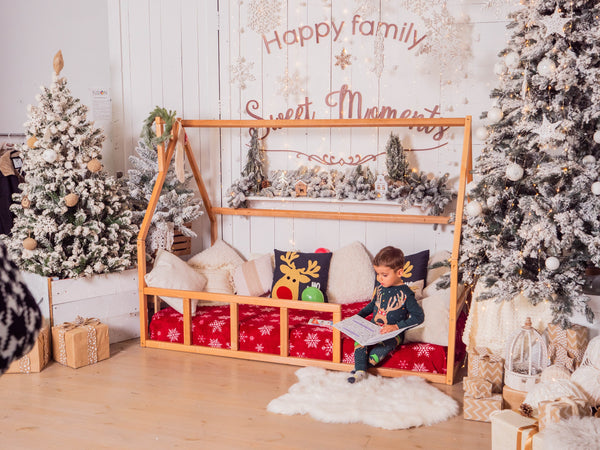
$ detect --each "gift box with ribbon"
[6,321,51,374]
[503,385,528,411]
[490,409,539,450]
[468,347,504,378]
[481,355,505,393]
[463,393,503,422]
[51,316,109,369]
[538,397,586,431]
[464,376,493,399]
[546,323,589,371]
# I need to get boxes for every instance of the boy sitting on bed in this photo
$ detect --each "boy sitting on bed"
[347,246,425,383]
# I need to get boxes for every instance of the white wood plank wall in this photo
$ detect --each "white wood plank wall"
[108,0,517,259]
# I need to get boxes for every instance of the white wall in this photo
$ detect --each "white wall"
[0,0,114,170]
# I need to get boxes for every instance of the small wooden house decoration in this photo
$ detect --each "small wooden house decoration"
[295,180,308,197]
[375,174,388,198]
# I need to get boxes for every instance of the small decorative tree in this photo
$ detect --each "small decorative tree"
[8,51,137,278]
[385,132,409,182]
[241,128,267,192]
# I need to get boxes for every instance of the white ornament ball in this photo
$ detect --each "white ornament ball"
[42,149,58,163]
[506,163,524,181]
[537,58,556,77]
[488,107,503,123]
[592,181,600,195]
[504,52,520,69]
[475,127,488,140]
[493,61,507,75]
[593,130,600,144]
[486,196,499,209]
[545,256,560,271]
[582,155,596,165]
[466,201,483,217]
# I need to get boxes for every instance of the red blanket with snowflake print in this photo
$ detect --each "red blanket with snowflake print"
[149,301,466,374]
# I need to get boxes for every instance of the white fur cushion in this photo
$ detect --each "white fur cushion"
[233,254,273,297]
[144,249,207,315]
[187,239,244,269]
[571,365,600,405]
[523,379,589,408]
[326,241,374,304]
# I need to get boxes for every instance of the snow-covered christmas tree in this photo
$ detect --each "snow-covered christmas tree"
[461,1,600,326]
[127,108,203,255]
[7,51,137,278]
[385,132,409,182]
[241,127,267,193]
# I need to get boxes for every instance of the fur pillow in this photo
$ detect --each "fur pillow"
[327,241,374,304]
[187,239,244,270]
[144,249,207,315]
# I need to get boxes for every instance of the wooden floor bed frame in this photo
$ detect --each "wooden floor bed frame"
[137,116,473,385]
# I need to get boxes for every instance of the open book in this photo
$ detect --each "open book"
[333,315,417,346]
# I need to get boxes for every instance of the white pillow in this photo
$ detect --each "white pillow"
[233,254,273,296]
[144,249,207,315]
[426,250,451,286]
[187,239,245,269]
[407,279,425,300]
[404,290,449,346]
[194,267,234,295]
[326,241,375,304]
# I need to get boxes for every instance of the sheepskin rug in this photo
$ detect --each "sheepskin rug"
[267,367,459,430]
[540,416,600,450]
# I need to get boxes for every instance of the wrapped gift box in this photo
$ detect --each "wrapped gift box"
[6,321,51,374]
[464,376,492,399]
[546,323,589,370]
[463,393,503,422]
[480,356,504,393]
[538,397,583,431]
[51,317,109,369]
[503,385,528,411]
[491,409,538,450]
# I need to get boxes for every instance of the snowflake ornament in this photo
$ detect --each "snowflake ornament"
[533,115,563,143]
[247,0,282,35]
[540,7,571,38]
[334,49,352,70]
[230,57,256,90]
[277,68,307,101]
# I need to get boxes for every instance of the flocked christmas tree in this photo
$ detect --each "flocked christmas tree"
[7,51,137,278]
[127,107,203,255]
[460,1,600,326]
[385,132,409,182]
[241,127,267,192]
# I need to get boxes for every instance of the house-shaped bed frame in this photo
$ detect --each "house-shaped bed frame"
[137,117,473,385]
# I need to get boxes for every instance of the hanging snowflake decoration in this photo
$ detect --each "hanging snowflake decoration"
[247,0,282,35]
[335,49,352,70]
[277,68,308,101]
[230,57,256,90]
[371,28,385,78]
[533,115,563,143]
[540,7,571,38]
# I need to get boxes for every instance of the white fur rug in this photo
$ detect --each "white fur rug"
[541,417,600,450]
[267,367,459,430]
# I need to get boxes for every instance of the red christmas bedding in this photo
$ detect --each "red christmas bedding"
[149,301,466,374]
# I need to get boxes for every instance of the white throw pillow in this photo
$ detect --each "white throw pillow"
[404,289,450,346]
[407,279,425,300]
[327,241,375,304]
[187,239,245,269]
[233,254,273,296]
[144,249,207,315]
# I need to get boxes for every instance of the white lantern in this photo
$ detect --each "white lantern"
[537,58,556,77]
[582,155,596,165]
[494,61,508,75]
[592,181,600,195]
[42,149,58,163]
[504,317,550,392]
[488,107,503,123]
[593,130,600,144]
[506,163,524,181]
[504,52,520,69]
[475,126,488,140]
[545,256,560,271]
[466,201,483,217]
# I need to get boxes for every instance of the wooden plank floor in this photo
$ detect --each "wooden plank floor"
[0,340,491,449]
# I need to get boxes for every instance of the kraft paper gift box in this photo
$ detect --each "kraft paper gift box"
[503,385,528,411]
[463,376,492,399]
[490,409,539,450]
[51,317,109,369]
[546,323,589,371]
[468,347,504,390]
[6,321,51,374]
[463,393,503,422]
[538,397,583,431]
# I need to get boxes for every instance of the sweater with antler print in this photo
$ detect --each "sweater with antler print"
[357,281,424,331]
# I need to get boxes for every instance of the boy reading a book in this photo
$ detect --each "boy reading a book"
[347,246,424,383]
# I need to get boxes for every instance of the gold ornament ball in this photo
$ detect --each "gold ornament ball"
[23,237,37,250]
[87,158,102,173]
[21,197,31,208]
[65,193,79,207]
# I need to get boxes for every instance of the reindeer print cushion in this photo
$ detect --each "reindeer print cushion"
[271,250,332,301]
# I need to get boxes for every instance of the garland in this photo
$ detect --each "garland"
[140,106,177,148]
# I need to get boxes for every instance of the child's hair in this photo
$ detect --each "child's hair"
[373,246,405,271]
